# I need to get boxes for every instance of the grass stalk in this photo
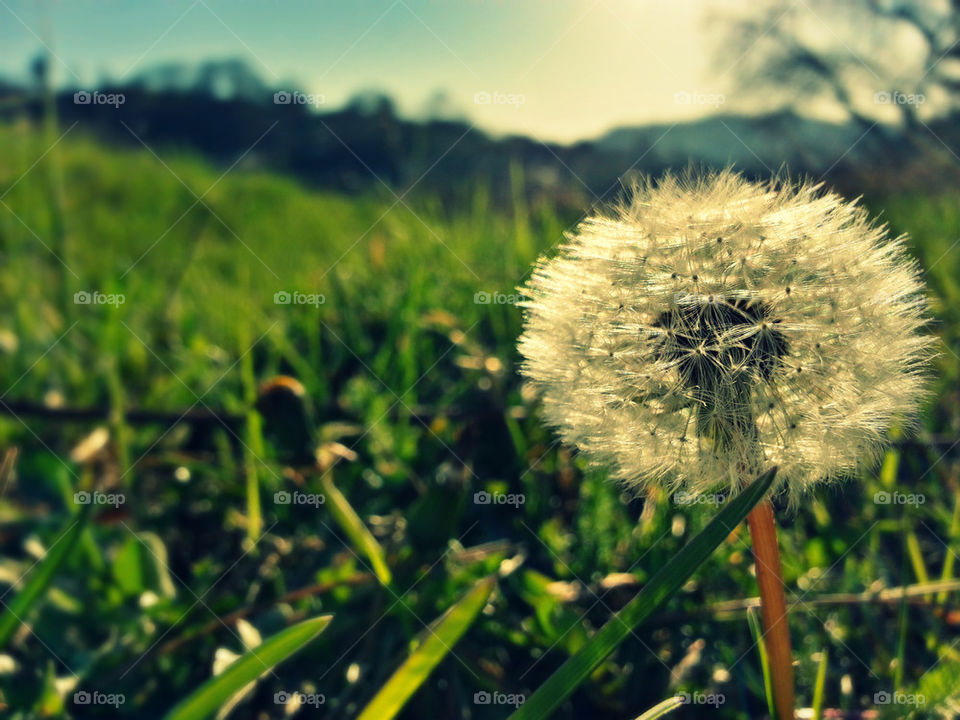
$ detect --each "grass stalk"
[238,297,264,544]
[937,488,960,603]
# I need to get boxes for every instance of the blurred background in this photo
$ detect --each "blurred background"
[0,0,959,717]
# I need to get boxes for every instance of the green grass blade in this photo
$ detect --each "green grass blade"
[321,472,392,585]
[357,575,497,720]
[877,431,901,490]
[937,490,960,603]
[164,614,333,720]
[747,606,776,719]
[634,696,685,720]
[0,447,18,498]
[811,650,828,720]
[895,567,910,689]
[0,504,90,648]
[239,307,264,544]
[905,530,929,584]
[509,466,778,720]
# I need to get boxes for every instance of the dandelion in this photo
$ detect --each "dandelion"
[519,169,930,503]
[518,169,932,719]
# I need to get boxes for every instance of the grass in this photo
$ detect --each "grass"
[0,119,959,717]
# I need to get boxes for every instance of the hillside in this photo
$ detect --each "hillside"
[3,59,960,209]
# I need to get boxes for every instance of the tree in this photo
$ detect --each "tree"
[723,0,960,132]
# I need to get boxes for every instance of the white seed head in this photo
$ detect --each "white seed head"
[518,170,933,504]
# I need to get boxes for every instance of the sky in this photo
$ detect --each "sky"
[0,0,933,143]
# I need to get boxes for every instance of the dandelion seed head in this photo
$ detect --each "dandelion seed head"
[518,169,933,504]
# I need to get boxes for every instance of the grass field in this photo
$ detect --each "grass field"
[1,120,959,718]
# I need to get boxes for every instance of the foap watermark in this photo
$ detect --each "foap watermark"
[874,491,924,506]
[273,90,326,106]
[73,691,125,707]
[866,289,924,307]
[74,290,125,307]
[475,291,521,306]
[274,490,325,507]
[473,691,525,707]
[874,91,925,106]
[678,691,725,707]
[74,491,125,508]
[474,490,525,508]
[674,91,725,108]
[74,90,125,108]
[874,690,925,706]
[674,491,726,506]
[274,690,325,706]
[474,91,525,108]
[274,291,325,307]
[672,291,732,305]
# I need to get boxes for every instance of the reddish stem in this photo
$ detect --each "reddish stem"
[747,499,795,720]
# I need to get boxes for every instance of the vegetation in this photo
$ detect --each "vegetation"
[0,121,958,717]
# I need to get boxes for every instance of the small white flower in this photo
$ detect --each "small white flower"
[518,170,933,503]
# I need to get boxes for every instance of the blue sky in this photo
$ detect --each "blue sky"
[0,0,745,142]
[0,0,925,143]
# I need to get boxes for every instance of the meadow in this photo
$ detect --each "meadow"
[0,120,959,718]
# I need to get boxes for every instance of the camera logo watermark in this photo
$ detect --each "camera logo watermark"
[274,690,325,706]
[274,490,325,507]
[474,291,521,306]
[874,690,925,706]
[74,291,125,307]
[874,491,924,506]
[674,91,725,108]
[273,90,326,106]
[474,91,525,108]
[74,90,125,108]
[73,691,125,707]
[473,691,525,707]
[678,691,725,707]
[473,490,525,508]
[274,291,325,307]
[874,91,925,106]
[74,491,125,508]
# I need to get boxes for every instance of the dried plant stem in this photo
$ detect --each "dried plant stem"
[747,499,795,720]
[694,577,960,616]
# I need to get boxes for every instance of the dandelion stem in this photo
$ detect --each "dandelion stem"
[747,499,794,720]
